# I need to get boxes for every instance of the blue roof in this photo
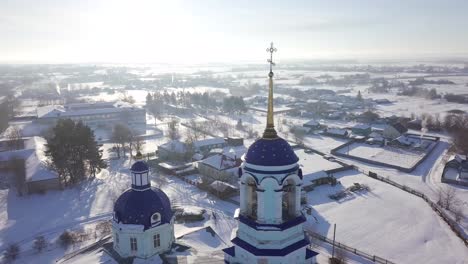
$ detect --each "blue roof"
[114,188,173,230]
[306,248,319,259]
[239,214,306,231]
[244,137,298,166]
[223,246,235,257]
[231,237,310,256]
[131,161,149,173]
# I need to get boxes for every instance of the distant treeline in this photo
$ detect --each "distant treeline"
[145,91,246,117]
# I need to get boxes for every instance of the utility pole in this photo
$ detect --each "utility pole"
[332,223,337,258]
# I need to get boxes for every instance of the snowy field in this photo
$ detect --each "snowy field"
[369,93,468,118]
[302,134,350,154]
[336,142,427,169]
[306,169,468,264]
[295,149,342,183]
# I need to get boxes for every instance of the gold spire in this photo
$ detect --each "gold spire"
[263,42,278,139]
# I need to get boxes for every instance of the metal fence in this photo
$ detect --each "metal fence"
[307,231,396,264]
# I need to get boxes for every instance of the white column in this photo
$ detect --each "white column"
[295,186,301,216]
[257,191,265,222]
[239,183,246,214]
[273,191,282,224]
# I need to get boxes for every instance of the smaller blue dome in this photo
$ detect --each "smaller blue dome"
[131,161,149,173]
[114,188,173,230]
[244,137,298,166]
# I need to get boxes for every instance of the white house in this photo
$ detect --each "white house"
[36,101,146,135]
[0,137,60,194]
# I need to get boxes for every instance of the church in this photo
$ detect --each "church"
[112,154,175,259]
[223,43,318,264]
[109,43,318,263]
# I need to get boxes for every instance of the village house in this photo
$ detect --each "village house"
[303,120,321,130]
[383,122,408,139]
[0,137,60,194]
[351,124,372,136]
[323,127,349,138]
[445,155,468,180]
[158,137,227,162]
[36,101,146,135]
[197,147,245,184]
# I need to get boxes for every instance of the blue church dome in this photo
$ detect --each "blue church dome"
[131,160,149,173]
[244,137,298,166]
[114,188,173,230]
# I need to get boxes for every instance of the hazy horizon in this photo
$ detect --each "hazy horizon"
[2,0,468,64]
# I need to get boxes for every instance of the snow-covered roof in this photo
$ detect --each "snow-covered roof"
[37,101,142,119]
[326,128,348,136]
[159,140,187,153]
[193,137,225,148]
[0,137,58,182]
[223,146,246,160]
[304,120,320,127]
[199,153,238,171]
[352,124,371,130]
[295,149,341,183]
[192,153,204,161]
[210,181,238,192]
[369,131,383,139]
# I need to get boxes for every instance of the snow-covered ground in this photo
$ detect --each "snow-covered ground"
[306,169,468,264]
[335,142,427,169]
[295,149,342,183]
[302,134,350,154]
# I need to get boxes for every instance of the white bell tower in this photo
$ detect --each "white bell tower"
[223,43,318,264]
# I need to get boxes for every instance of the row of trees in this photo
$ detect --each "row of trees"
[45,119,107,186]
[111,123,144,158]
[146,91,218,117]
[222,96,247,114]
[146,91,247,118]
[398,86,440,99]
[0,94,17,134]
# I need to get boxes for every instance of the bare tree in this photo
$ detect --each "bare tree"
[453,206,464,223]
[120,92,135,104]
[4,243,20,262]
[6,126,22,150]
[11,158,25,196]
[167,118,180,141]
[293,128,306,146]
[437,186,461,211]
[33,236,47,253]
[111,124,132,158]
[189,119,202,141]
[95,220,112,236]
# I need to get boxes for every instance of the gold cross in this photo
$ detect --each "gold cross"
[266,42,277,74]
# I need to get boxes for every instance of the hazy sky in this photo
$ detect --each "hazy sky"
[1,0,468,63]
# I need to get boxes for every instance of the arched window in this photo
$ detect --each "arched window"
[151,213,161,226]
[282,178,297,221]
[245,177,258,219]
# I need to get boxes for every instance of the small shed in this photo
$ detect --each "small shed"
[303,120,321,130]
[351,124,372,136]
[209,181,238,198]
